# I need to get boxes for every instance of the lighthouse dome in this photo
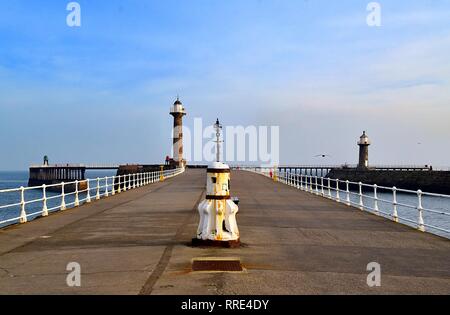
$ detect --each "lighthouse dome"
[358,131,371,145]
[170,97,186,115]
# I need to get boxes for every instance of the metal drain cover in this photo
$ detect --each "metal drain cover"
[192,258,243,272]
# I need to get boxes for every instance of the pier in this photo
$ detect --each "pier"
[28,163,120,188]
[0,169,449,294]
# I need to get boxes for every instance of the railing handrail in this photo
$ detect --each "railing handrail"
[231,164,447,170]
[0,168,185,228]
[236,166,450,239]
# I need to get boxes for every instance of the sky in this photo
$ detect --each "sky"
[0,0,450,170]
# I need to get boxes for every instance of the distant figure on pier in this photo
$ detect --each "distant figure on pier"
[165,155,170,166]
[43,155,49,166]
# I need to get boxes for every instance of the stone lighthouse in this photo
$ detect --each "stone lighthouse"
[357,131,371,170]
[170,97,186,168]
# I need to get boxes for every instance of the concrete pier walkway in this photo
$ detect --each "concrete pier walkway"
[0,170,449,294]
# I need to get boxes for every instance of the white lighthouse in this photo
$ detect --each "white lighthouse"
[357,131,371,170]
[170,97,186,168]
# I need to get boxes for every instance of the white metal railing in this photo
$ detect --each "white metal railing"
[0,168,184,229]
[237,167,450,239]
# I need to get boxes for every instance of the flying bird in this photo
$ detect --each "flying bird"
[314,154,332,158]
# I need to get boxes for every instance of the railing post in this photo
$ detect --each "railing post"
[111,176,115,196]
[123,175,127,192]
[327,178,332,198]
[133,174,136,189]
[417,190,425,232]
[359,182,364,210]
[19,186,27,223]
[128,174,132,190]
[104,177,109,197]
[321,177,325,196]
[373,184,379,215]
[336,179,340,202]
[96,177,101,200]
[315,176,319,195]
[86,179,92,203]
[75,180,80,206]
[118,175,122,193]
[61,182,67,210]
[392,187,399,223]
[300,175,304,190]
[346,180,350,206]
[42,184,48,217]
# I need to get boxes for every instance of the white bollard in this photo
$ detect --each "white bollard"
[194,162,240,247]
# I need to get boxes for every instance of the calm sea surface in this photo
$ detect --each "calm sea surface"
[1,171,449,239]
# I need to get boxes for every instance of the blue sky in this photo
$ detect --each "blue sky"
[1,0,450,169]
